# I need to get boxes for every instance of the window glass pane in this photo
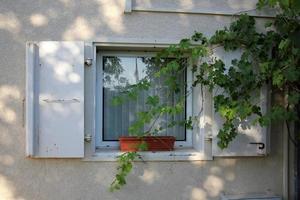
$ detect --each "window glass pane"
[103,55,186,141]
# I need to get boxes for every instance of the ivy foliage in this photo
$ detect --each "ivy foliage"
[110,0,300,191]
[110,152,138,192]
[158,0,299,149]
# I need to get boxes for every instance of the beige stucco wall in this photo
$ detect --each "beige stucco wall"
[0,0,283,199]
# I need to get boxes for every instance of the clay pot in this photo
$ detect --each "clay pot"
[119,136,175,152]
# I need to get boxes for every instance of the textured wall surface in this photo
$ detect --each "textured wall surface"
[0,0,282,199]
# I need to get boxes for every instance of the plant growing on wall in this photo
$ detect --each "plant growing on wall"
[110,0,300,191]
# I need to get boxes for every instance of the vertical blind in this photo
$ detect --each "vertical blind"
[103,55,186,141]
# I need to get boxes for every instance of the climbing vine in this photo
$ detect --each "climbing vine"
[110,0,300,191]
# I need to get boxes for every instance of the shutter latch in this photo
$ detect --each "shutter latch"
[249,142,265,150]
[84,134,92,143]
[204,134,213,141]
[249,142,266,155]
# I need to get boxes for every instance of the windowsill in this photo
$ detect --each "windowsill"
[82,148,212,161]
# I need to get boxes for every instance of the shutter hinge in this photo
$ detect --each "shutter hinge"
[84,134,92,143]
[204,134,213,141]
[84,58,93,67]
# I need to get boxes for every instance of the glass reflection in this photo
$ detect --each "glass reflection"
[103,56,186,141]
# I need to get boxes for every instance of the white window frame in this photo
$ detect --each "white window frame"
[83,42,212,161]
[95,51,193,149]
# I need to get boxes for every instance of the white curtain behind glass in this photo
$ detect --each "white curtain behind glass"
[103,56,185,141]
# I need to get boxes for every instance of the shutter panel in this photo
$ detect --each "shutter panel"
[26,41,84,158]
[212,86,269,156]
[211,48,269,156]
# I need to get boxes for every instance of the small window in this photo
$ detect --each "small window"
[96,51,192,149]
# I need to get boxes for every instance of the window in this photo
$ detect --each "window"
[25,41,267,160]
[95,52,192,149]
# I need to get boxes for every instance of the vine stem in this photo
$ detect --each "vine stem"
[145,112,163,135]
[285,120,298,147]
[286,102,298,148]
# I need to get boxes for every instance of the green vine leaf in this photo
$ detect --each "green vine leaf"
[146,95,160,106]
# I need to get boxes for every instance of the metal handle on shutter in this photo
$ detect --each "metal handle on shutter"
[249,142,265,150]
[42,98,80,103]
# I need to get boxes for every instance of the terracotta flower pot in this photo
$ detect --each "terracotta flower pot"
[119,136,176,152]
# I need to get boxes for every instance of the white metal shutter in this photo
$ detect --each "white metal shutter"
[211,48,269,156]
[212,86,269,156]
[26,41,84,158]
